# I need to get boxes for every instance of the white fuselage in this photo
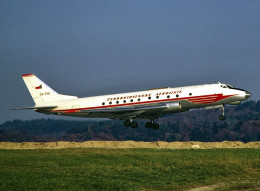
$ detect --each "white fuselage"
[39,83,249,120]
[18,74,251,128]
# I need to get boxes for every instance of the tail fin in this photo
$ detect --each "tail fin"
[22,74,78,105]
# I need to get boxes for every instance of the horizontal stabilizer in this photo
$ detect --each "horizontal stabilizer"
[10,106,57,110]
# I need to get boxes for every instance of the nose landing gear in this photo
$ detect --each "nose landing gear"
[219,106,226,120]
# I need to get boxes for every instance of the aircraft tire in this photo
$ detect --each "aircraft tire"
[124,120,132,127]
[152,123,160,130]
[131,121,138,128]
[219,115,226,120]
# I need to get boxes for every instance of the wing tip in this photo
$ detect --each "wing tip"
[10,106,57,110]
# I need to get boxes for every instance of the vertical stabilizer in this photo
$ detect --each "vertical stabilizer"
[22,74,77,105]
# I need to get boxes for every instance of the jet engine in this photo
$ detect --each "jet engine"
[163,102,182,112]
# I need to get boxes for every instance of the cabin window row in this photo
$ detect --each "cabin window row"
[101,94,185,105]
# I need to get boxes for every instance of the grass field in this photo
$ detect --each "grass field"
[0,148,259,191]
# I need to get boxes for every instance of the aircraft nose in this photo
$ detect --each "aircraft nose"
[245,91,251,100]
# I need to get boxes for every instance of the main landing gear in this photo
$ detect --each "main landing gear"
[123,119,160,130]
[219,106,226,120]
[145,120,160,130]
[124,119,138,128]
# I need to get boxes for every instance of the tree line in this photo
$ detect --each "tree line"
[0,100,259,142]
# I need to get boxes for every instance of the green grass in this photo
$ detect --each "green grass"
[0,149,259,191]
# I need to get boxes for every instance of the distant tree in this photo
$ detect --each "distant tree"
[212,122,219,134]
[1,102,260,142]
[256,101,260,112]
[190,127,202,141]
[234,121,243,132]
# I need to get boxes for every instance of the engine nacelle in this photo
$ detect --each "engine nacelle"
[163,102,182,113]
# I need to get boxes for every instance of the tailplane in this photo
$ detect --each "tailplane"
[22,74,78,105]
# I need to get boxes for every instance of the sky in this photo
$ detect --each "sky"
[1,0,260,123]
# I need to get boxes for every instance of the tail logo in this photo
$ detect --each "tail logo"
[35,85,42,89]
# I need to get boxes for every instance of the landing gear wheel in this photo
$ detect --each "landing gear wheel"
[124,120,131,127]
[152,123,159,130]
[219,115,226,120]
[131,121,138,128]
[146,120,160,130]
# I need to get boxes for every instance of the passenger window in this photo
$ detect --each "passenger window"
[123,100,126,103]
[138,98,140,102]
[130,99,133,102]
[189,93,192,96]
[176,94,179,98]
[116,101,119,104]
[156,96,159,99]
[167,95,170,98]
[102,102,105,105]
[148,97,151,100]
[109,101,112,105]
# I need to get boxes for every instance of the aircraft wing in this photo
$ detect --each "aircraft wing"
[80,102,175,120]
[10,106,58,110]
[82,103,169,113]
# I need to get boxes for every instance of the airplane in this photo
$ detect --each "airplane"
[13,74,251,130]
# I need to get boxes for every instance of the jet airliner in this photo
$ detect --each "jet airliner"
[14,74,251,130]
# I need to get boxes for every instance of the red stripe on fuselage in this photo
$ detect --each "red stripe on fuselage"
[52,93,236,113]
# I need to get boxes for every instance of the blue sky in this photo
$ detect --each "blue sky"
[1,0,260,123]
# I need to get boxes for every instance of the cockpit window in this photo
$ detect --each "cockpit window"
[220,84,245,91]
[221,84,234,89]
[226,84,234,89]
